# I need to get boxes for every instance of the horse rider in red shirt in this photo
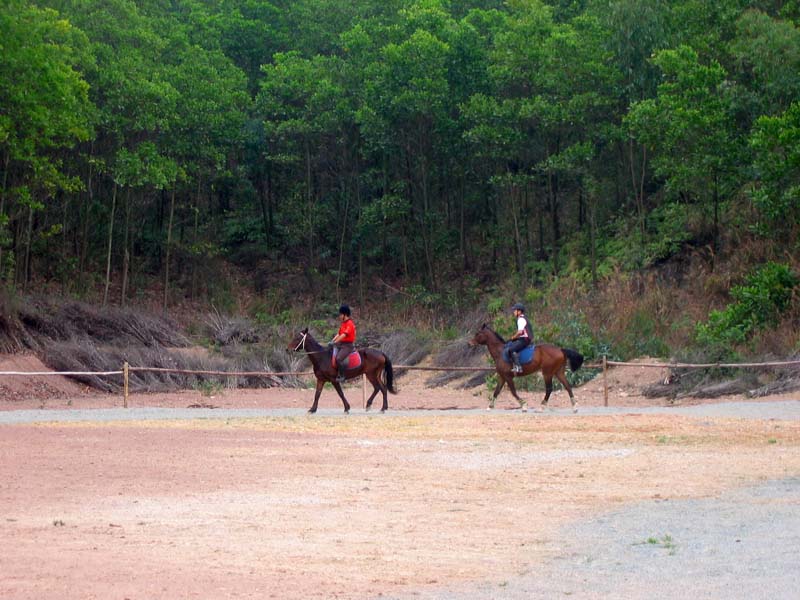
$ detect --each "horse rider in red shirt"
[330,304,356,382]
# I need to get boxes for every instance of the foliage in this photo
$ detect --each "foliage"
[695,262,799,357]
[0,0,797,366]
[750,101,800,234]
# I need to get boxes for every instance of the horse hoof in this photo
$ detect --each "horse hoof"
[572,406,578,414]
[521,406,528,413]
[486,406,493,411]
[380,408,387,413]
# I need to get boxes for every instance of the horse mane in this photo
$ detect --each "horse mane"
[485,325,505,344]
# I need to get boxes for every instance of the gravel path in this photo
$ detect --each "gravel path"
[1,399,798,424]
[388,477,800,600]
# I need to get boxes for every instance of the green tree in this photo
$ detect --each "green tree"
[625,45,744,261]
[750,101,800,235]
[730,9,800,118]
[0,0,92,286]
[160,44,250,309]
[256,51,354,290]
[465,1,617,276]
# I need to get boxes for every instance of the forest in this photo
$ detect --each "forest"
[1,0,799,368]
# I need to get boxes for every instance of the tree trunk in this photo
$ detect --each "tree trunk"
[381,153,388,280]
[102,181,117,307]
[22,203,34,291]
[0,151,9,276]
[548,171,560,275]
[258,179,270,245]
[510,183,523,275]
[419,140,436,291]
[459,182,467,274]
[266,167,274,235]
[79,151,94,282]
[538,182,546,260]
[191,206,199,301]
[335,179,350,302]
[121,188,131,306]
[305,140,314,272]
[163,187,176,312]
[589,189,598,287]
[191,178,201,302]
[712,173,719,272]
[629,139,647,248]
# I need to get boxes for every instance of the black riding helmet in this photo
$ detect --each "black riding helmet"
[339,304,351,317]
[511,303,525,312]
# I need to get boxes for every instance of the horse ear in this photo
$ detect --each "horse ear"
[481,323,487,329]
[301,327,308,334]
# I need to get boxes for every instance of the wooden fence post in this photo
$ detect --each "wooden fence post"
[362,374,367,410]
[123,362,129,408]
[602,355,608,407]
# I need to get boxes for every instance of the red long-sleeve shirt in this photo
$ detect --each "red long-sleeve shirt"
[338,318,356,343]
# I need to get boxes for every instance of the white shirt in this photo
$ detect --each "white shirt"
[517,316,529,338]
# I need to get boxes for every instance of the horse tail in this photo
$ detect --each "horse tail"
[383,354,397,394]
[562,348,584,372]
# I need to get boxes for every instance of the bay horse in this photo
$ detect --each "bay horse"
[469,323,584,412]
[287,328,396,413]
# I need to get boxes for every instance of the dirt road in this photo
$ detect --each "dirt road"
[1,405,799,599]
[1,360,799,599]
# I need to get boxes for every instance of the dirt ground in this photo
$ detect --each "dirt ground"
[1,355,800,599]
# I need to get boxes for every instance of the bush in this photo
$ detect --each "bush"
[695,262,799,358]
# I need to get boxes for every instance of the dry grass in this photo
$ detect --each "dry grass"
[17,298,188,348]
[425,338,487,388]
[205,310,260,346]
[375,330,432,377]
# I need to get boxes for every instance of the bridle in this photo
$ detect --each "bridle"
[294,332,308,352]
[293,331,330,354]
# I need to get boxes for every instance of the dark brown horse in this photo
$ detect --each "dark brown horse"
[287,328,396,413]
[469,324,584,412]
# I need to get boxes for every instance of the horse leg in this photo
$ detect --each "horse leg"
[309,379,325,414]
[331,381,351,414]
[505,378,527,412]
[364,371,382,412]
[555,368,577,413]
[540,375,554,410]
[488,377,506,410]
[371,370,389,412]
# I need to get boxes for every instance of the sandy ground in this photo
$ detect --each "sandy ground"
[1,355,799,599]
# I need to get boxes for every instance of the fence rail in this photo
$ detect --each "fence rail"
[2,357,799,409]
[0,370,123,376]
[606,359,800,369]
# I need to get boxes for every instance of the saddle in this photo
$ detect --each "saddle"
[502,344,535,366]
[331,351,362,370]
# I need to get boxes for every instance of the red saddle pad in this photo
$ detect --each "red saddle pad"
[332,352,362,370]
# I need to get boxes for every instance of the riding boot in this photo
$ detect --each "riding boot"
[336,364,346,383]
[512,352,522,373]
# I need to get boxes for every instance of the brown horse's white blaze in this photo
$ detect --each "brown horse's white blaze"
[469,323,584,412]
[288,328,396,414]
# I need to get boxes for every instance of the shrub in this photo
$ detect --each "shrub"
[695,262,799,358]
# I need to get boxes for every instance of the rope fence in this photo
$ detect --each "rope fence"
[1,357,798,409]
